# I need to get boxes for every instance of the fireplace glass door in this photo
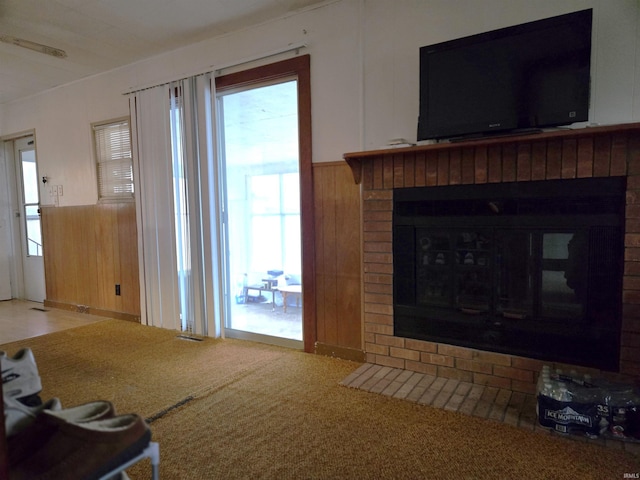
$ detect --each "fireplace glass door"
[541,232,584,320]
[416,228,590,322]
[394,177,625,369]
[417,230,494,313]
[496,230,533,319]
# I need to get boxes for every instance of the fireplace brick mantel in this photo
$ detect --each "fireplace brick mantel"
[345,123,640,394]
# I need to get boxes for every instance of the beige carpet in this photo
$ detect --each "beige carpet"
[2,320,638,479]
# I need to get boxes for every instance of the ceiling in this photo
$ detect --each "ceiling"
[0,0,328,106]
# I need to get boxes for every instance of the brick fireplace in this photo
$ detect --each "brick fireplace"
[345,123,640,394]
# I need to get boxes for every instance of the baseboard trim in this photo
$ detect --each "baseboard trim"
[43,300,140,323]
[315,342,365,362]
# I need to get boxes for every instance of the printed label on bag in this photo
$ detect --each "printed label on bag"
[544,406,593,427]
[537,395,601,436]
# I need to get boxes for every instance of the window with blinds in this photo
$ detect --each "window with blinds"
[93,119,134,201]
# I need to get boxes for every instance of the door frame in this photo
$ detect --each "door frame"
[216,55,316,352]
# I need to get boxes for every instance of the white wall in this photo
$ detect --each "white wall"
[362,0,640,149]
[0,0,638,207]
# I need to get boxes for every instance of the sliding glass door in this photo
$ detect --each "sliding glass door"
[131,55,312,347]
[218,79,303,345]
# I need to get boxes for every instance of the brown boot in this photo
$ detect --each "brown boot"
[8,400,115,467]
[9,412,150,480]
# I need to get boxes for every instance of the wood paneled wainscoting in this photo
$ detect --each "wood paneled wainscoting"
[40,169,363,353]
[41,203,140,321]
[345,123,640,393]
[313,161,364,361]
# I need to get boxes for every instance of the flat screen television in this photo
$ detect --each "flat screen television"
[417,9,592,142]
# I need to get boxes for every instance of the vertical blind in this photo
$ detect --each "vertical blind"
[127,46,306,336]
[129,75,222,336]
[94,120,134,200]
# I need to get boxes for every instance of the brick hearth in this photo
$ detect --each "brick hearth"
[345,123,640,394]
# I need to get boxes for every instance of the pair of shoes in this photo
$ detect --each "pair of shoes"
[10,413,151,480]
[2,348,43,403]
[8,400,116,466]
[9,404,151,480]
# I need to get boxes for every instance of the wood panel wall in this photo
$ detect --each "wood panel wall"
[40,165,362,357]
[41,203,140,321]
[313,162,363,360]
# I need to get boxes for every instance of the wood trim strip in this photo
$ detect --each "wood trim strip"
[43,300,140,322]
[315,342,366,362]
[344,123,640,161]
[344,123,640,185]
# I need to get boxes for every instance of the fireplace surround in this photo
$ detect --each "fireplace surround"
[345,123,640,393]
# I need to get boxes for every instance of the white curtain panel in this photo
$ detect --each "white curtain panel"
[172,74,223,337]
[130,73,224,336]
[130,84,181,331]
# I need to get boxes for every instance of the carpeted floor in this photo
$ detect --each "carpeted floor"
[2,319,639,479]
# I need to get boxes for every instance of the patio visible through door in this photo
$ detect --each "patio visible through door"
[219,79,303,345]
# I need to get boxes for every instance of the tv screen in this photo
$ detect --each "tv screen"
[418,9,592,141]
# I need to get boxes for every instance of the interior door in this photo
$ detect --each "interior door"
[14,136,45,302]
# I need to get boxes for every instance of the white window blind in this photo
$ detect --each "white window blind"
[94,120,134,200]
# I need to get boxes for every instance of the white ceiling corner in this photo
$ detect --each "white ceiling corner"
[0,0,328,105]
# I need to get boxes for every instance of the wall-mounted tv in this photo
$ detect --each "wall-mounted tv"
[418,9,592,142]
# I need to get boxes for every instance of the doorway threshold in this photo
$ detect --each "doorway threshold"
[225,328,303,350]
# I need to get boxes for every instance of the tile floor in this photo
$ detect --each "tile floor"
[340,362,640,457]
[230,297,302,341]
[0,298,303,345]
[0,299,104,345]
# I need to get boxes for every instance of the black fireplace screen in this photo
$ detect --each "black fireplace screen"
[393,177,625,370]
